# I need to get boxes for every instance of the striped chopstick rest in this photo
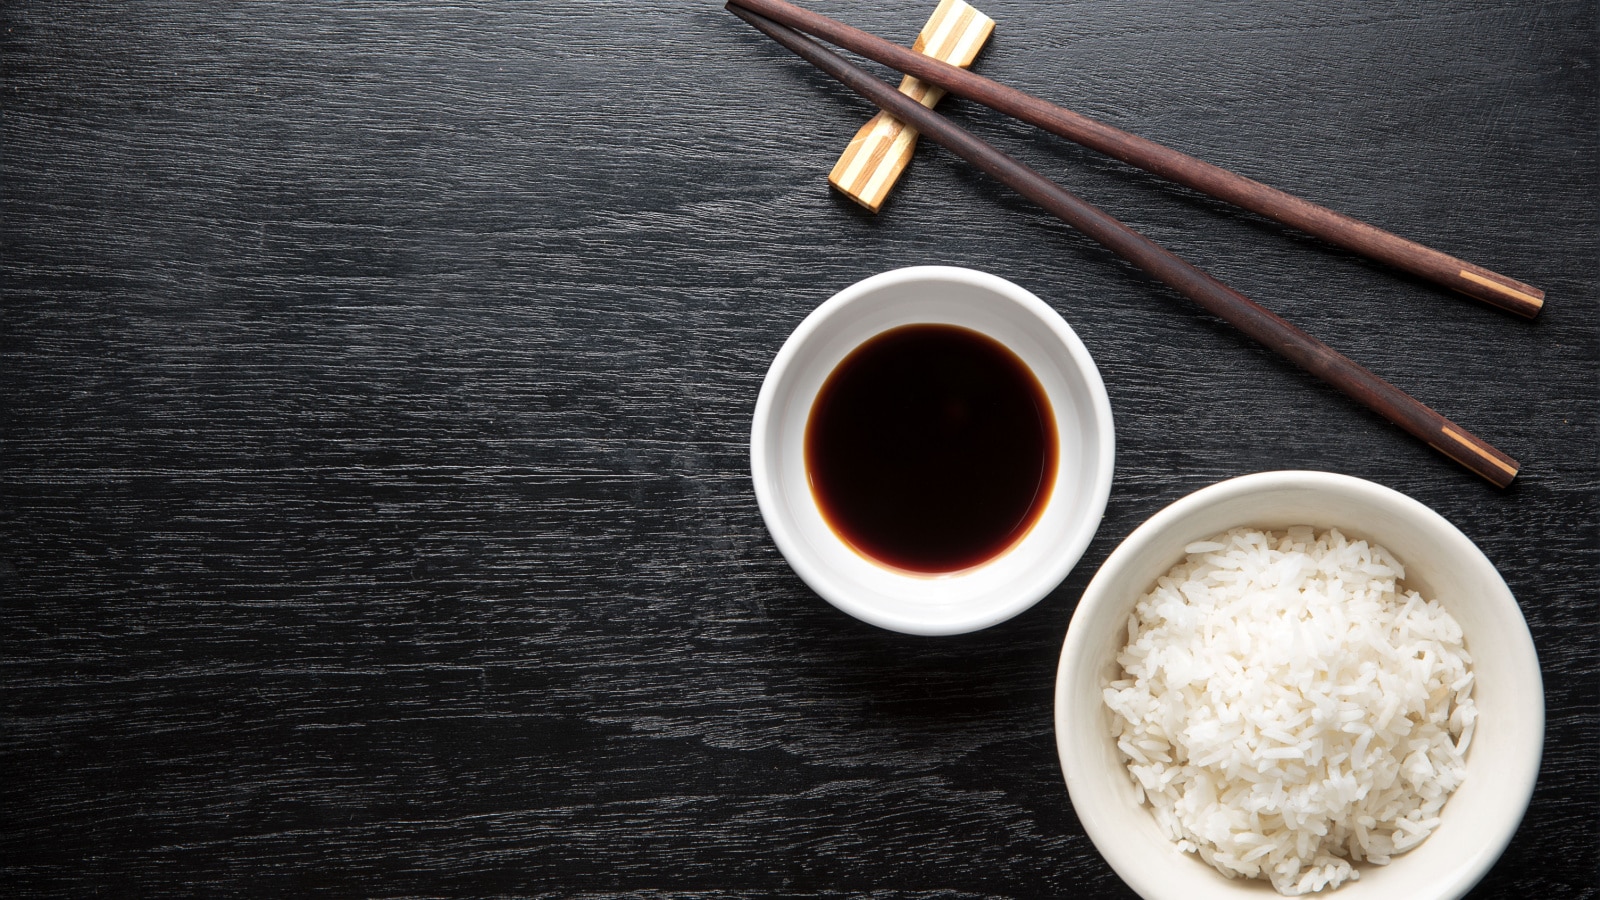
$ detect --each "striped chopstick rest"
[827,0,994,212]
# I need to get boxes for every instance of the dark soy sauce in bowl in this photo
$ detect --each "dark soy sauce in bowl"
[804,324,1058,573]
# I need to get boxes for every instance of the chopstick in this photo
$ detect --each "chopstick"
[727,4,1520,487]
[727,0,1545,320]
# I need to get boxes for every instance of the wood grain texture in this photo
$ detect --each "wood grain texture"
[1,0,1595,897]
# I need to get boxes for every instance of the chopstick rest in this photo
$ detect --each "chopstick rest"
[829,0,993,213]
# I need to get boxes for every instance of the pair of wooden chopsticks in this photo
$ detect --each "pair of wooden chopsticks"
[732,0,1543,320]
[727,0,1523,487]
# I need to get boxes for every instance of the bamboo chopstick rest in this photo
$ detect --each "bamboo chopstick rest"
[828,0,993,212]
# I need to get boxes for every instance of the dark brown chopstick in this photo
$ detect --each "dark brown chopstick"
[728,0,1545,320]
[728,4,1520,487]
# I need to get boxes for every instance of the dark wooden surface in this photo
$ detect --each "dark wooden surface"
[2,1,1595,896]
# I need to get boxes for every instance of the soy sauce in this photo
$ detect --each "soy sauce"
[804,324,1057,573]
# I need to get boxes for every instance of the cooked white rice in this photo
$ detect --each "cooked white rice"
[1103,527,1476,895]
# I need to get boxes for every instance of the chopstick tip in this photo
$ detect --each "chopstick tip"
[1456,269,1545,318]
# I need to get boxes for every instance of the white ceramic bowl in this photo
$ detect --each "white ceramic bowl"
[751,266,1114,635]
[1055,471,1543,900]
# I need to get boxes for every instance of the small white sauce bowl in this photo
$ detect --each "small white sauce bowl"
[1055,471,1543,900]
[751,266,1114,635]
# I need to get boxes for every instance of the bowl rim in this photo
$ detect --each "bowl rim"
[1054,470,1544,900]
[750,265,1115,635]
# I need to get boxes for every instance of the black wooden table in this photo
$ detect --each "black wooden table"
[3,1,1595,896]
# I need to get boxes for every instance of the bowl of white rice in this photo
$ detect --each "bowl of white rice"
[1055,471,1542,900]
